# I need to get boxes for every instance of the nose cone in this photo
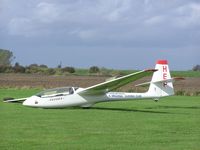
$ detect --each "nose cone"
[22,99,32,106]
[23,96,39,107]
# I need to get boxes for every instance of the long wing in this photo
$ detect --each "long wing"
[3,97,28,103]
[78,69,157,96]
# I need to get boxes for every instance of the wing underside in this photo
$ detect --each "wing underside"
[78,69,156,96]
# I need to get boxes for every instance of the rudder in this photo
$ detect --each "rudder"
[147,60,174,97]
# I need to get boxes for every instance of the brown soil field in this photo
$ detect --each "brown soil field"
[0,74,200,94]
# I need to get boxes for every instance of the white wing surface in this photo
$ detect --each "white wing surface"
[78,69,156,96]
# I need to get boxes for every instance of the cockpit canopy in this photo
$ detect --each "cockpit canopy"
[36,87,79,98]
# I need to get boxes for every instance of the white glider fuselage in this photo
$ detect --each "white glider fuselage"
[23,90,158,108]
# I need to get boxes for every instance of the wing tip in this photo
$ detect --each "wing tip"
[3,97,14,102]
[144,69,158,72]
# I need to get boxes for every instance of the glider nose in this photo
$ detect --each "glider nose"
[22,99,31,106]
[23,96,38,107]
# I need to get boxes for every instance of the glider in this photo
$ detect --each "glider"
[4,60,183,108]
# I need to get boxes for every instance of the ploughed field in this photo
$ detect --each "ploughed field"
[0,73,199,94]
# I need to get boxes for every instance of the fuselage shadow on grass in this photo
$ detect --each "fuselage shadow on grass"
[90,106,171,114]
[43,104,170,114]
[145,105,200,110]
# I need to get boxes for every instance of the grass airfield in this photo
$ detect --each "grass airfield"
[0,89,200,150]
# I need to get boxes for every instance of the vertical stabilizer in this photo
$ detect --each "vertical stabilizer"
[147,60,174,98]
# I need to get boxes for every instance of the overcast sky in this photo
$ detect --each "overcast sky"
[0,0,200,70]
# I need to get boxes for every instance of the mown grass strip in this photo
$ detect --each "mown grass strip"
[0,88,200,150]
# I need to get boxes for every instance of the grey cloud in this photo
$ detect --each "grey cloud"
[3,1,200,36]
[0,0,199,69]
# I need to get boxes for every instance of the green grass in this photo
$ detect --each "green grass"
[0,89,200,150]
[172,71,200,78]
[0,88,41,99]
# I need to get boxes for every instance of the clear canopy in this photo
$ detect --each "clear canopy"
[36,87,78,97]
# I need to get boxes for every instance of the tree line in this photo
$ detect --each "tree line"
[1,49,199,75]
[192,65,200,71]
[0,49,101,75]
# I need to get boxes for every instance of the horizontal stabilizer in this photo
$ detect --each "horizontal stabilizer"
[135,77,184,87]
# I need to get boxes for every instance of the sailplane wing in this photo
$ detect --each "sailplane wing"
[3,97,28,103]
[78,69,156,96]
